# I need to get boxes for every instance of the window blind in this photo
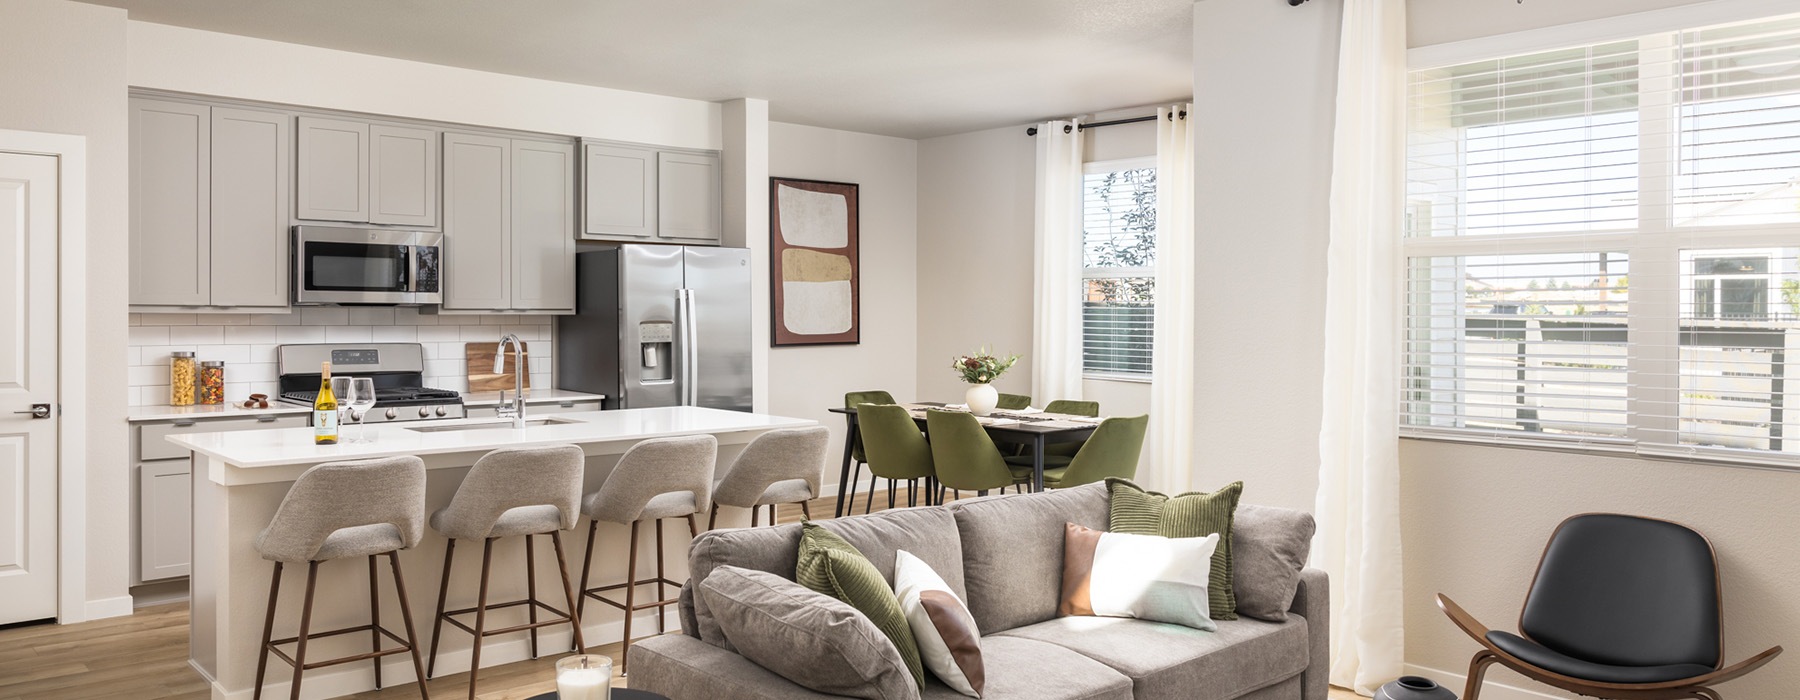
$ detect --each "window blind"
[1403,12,1800,466]
[1082,165,1156,376]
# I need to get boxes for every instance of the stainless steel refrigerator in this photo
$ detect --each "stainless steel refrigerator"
[556,245,753,412]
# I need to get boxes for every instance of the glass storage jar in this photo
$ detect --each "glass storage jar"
[200,361,225,405]
[170,352,197,406]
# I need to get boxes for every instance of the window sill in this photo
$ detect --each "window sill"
[1399,429,1800,475]
[1082,372,1152,385]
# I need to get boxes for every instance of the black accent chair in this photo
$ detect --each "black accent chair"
[1439,513,1781,700]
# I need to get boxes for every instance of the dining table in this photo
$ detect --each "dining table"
[826,402,1101,517]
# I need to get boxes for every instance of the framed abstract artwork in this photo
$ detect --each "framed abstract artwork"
[770,177,860,346]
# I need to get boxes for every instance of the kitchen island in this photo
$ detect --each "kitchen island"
[169,406,815,700]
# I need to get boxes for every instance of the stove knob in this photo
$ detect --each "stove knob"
[434,406,447,417]
[385,408,397,420]
[418,407,431,418]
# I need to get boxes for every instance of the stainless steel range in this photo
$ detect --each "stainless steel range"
[276,343,466,423]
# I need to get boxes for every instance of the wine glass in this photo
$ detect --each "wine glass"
[329,376,354,441]
[350,377,377,443]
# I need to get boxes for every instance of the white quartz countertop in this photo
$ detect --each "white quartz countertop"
[461,388,605,407]
[166,406,813,469]
[127,403,311,423]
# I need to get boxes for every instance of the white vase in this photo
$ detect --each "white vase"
[965,383,999,416]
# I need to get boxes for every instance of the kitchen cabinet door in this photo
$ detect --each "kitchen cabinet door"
[296,116,369,222]
[656,150,723,243]
[581,142,656,240]
[442,132,512,311]
[138,461,192,581]
[369,124,440,227]
[131,98,211,306]
[209,107,292,309]
[512,140,576,312]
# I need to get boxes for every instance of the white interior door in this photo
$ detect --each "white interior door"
[0,152,59,625]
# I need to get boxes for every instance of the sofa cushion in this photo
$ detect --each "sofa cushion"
[994,615,1310,700]
[1231,504,1316,622]
[797,523,927,689]
[922,636,1133,700]
[947,483,1110,633]
[698,566,920,700]
[1107,478,1243,621]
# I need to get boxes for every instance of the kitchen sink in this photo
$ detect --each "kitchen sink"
[404,416,585,433]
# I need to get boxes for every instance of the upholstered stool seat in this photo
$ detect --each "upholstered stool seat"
[708,427,829,528]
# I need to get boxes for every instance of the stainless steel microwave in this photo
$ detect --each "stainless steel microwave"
[292,226,443,305]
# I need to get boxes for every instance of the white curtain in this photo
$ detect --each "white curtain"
[1033,120,1086,403]
[1146,105,1196,493]
[1313,0,1407,694]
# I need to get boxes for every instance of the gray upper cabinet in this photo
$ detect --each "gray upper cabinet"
[209,107,292,309]
[657,150,723,243]
[369,124,440,227]
[443,132,512,311]
[295,116,369,222]
[131,99,211,307]
[512,140,576,312]
[582,142,656,239]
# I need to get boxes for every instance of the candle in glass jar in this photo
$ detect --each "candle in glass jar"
[555,654,611,700]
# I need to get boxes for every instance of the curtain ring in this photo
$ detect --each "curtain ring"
[1063,124,1073,134]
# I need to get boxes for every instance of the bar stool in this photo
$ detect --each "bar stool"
[576,434,717,670]
[425,445,587,699]
[251,456,431,700]
[708,426,830,529]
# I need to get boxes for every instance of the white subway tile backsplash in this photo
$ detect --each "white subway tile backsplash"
[204,345,252,364]
[226,326,280,345]
[371,326,418,343]
[300,307,350,326]
[128,365,165,387]
[211,313,252,326]
[276,326,328,344]
[129,326,169,346]
[138,312,198,326]
[416,326,462,343]
[348,308,395,326]
[169,326,225,345]
[251,312,302,326]
[394,307,438,326]
[461,325,501,341]
[325,326,374,343]
[251,344,281,363]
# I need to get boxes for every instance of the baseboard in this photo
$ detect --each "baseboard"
[1404,663,1566,700]
[82,595,135,621]
[130,579,191,608]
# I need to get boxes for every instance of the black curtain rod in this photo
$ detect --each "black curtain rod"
[1025,111,1185,136]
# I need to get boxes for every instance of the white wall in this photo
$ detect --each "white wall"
[766,122,919,490]
[0,0,132,611]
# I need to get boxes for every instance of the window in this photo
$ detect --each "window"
[1081,158,1156,377]
[1403,13,1800,465]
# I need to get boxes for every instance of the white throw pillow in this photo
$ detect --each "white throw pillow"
[1059,522,1219,631]
[894,549,985,697]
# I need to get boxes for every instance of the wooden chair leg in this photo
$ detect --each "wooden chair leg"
[655,519,667,635]
[467,538,495,700]
[289,561,320,700]
[426,539,455,679]
[549,529,586,654]
[800,500,812,520]
[385,551,432,700]
[1464,650,1498,700]
[253,562,282,700]
[686,514,698,539]
[525,533,540,659]
[368,554,383,689]
[1693,689,1723,700]
[769,503,777,525]
[622,520,641,671]
[707,503,719,530]
[576,520,598,622]
[751,505,760,527]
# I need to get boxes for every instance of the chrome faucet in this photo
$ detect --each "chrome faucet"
[495,333,527,428]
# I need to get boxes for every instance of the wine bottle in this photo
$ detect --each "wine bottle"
[314,361,339,445]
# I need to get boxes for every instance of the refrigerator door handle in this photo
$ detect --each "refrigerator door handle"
[678,288,697,406]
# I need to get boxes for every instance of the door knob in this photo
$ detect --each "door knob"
[12,403,51,419]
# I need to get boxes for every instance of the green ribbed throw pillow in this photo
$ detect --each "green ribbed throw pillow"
[796,522,926,689]
[1106,478,1244,621]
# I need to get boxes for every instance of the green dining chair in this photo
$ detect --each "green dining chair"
[1040,399,1102,458]
[1009,414,1148,489]
[843,390,896,509]
[856,404,936,513]
[925,410,1026,501]
[996,393,1032,411]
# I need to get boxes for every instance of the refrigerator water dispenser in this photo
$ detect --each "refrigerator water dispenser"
[639,321,674,381]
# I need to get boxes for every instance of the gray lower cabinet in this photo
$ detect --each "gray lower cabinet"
[131,97,291,310]
[133,413,305,583]
[443,132,575,313]
[580,140,722,244]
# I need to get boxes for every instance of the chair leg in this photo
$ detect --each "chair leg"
[368,554,383,689]
[466,538,495,700]
[686,513,699,539]
[863,477,876,515]
[800,500,812,520]
[426,539,455,679]
[289,561,320,700]
[253,562,282,700]
[525,533,540,659]
[1693,690,1723,700]
[549,529,586,654]
[385,552,432,700]
[887,480,896,510]
[751,505,760,527]
[1463,650,1498,700]
[707,503,719,530]
[622,520,641,671]
[655,519,667,635]
[577,520,598,623]
[908,479,916,508]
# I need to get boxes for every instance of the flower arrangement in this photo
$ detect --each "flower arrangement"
[951,347,1021,385]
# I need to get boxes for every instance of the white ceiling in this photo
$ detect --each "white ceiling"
[76,0,1197,140]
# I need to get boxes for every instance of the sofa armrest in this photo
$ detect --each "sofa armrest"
[629,633,853,700]
[1289,567,1330,700]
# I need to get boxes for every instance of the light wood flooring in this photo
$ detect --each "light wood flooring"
[0,489,1361,700]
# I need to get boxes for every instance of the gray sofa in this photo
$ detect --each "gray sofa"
[630,482,1328,700]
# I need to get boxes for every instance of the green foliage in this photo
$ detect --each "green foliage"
[1085,168,1158,303]
[951,347,1021,385]
[1783,278,1800,316]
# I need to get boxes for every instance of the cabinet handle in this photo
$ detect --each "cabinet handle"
[256,415,278,423]
[173,420,196,427]
[559,401,575,408]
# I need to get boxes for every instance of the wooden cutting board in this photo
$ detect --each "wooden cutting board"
[465,342,532,394]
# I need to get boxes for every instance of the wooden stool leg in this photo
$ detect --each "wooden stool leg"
[770,504,777,524]
[368,554,383,689]
[289,561,320,700]
[707,503,719,530]
[655,518,667,634]
[385,551,432,700]
[467,538,495,700]
[800,501,813,520]
[686,514,698,539]
[751,505,759,527]
[549,529,586,654]
[426,539,455,679]
[576,520,598,623]
[253,562,283,700]
[622,520,640,671]
[525,533,540,659]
